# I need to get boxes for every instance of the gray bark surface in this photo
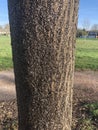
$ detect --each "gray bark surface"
[8,0,79,130]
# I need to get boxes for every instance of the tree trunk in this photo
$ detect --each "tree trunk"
[8,0,79,130]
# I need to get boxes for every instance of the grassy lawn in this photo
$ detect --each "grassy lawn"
[0,36,13,71]
[75,38,98,70]
[0,36,98,71]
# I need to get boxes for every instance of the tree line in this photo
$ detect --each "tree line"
[0,24,10,35]
[77,24,98,38]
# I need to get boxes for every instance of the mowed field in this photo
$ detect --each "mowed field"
[0,36,98,70]
[76,38,98,70]
[0,36,13,70]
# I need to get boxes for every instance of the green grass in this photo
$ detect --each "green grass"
[84,102,98,118]
[78,118,95,130]
[0,35,13,70]
[78,102,98,130]
[0,36,98,71]
[75,38,98,70]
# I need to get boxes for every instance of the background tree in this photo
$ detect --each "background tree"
[4,24,10,34]
[0,26,3,35]
[8,0,79,130]
[0,25,3,31]
[76,28,88,38]
[91,24,98,31]
[82,19,90,31]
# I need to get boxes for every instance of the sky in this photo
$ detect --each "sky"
[0,0,98,29]
[78,0,98,29]
[0,0,9,26]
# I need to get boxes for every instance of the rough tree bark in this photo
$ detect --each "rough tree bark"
[8,0,79,130]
